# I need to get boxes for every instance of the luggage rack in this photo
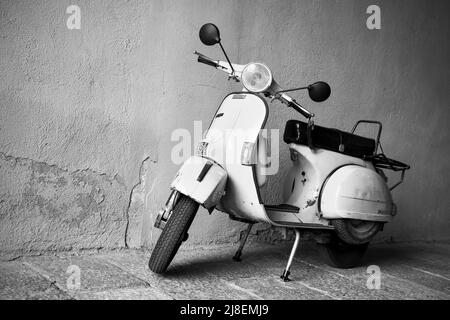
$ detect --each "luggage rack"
[352,120,411,190]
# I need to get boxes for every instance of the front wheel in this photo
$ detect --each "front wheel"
[149,195,199,274]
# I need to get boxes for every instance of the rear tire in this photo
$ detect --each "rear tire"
[331,219,382,245]
[321,238,369,268]
[149,195,199,274]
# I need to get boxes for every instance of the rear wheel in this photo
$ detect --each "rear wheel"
[149,195,199,274]
[321,238,369,268]
[331,219,382,245]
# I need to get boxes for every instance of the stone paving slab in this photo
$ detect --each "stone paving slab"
[98,251,257,300]
[254,254,388,300]
[288,243,450,300]
[363,256,450,294]
[0,262,70,300]
[0,241,449,300]
[365,242,450,279]
[292,257,448,300]
[177,246,383,300]
[222,276,333,300]
[74,287,172,300]
[20,254,149,299]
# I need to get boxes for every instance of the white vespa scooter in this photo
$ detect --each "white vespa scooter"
[149,24,409,281]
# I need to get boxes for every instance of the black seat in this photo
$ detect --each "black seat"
[283,120,376,159]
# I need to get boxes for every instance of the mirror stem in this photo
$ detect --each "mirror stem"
[219,42,235,76]
[275,86,309,94]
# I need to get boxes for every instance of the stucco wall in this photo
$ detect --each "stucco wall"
[0,0,449,255]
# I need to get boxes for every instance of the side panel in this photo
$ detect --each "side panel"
[320,165,394,222]
[280,144,367,225]
[202,93,271,223]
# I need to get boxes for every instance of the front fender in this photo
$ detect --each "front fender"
[171,156,227,208]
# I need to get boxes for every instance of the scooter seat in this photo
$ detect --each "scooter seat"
[283,120,376,159]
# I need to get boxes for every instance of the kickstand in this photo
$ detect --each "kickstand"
[233,223,254,262]
[280,229,301,282]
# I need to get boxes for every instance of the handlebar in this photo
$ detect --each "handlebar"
[195,51,219,68]
[289,101,315,118]
[194,51,315,119]
[280,94,315,118]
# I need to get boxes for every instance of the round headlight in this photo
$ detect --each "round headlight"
[241,63,273,93]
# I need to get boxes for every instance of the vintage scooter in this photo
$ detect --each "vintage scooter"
[149,24,409,280]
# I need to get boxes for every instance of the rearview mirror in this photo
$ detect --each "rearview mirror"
[308,81,331,102]
[199,23,221,46]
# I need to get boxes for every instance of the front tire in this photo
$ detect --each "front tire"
[149,195,199,274]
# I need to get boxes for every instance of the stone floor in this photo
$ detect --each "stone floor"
[0,241,449,300]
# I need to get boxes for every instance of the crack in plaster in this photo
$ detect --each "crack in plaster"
[124,156,151,248]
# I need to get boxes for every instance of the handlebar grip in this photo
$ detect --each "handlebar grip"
[197,54,219,68]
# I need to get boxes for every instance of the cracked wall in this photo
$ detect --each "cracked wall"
[1,0,449,255]
[0,153,128,255]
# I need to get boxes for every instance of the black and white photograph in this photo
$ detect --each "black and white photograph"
[0,0,449,308]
